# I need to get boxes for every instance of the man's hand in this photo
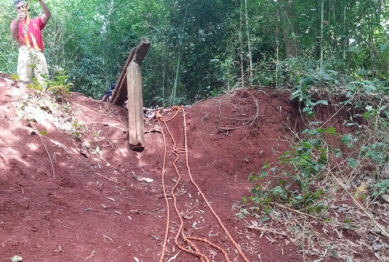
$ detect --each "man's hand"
[38,0,51,24]
[17,12,26,21]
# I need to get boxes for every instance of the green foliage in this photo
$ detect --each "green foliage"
[26,81,44,91]
[246,125,339,218]
[210,56,238,92]
[1,0,389,109]
[0,1,17,73]
[235,207,250,219]
[342,98,389,172]
[371,180,389,198]
[341,134,358,148]
[71,120,88,140]
[291,190,326,213]
[345,79,389,97]
[46,70,73,103]
[39,130,47,136]
[279,126,336,191]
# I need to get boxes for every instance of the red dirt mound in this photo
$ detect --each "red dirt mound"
[0,75,346,261]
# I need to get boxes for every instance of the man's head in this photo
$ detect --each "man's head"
[14,0,25,5]
[14,0,26,13]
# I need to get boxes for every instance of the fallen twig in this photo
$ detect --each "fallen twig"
[166,251,181,262]
[245,90,260,126]
[331,173,389,238]
[272,202,323,221]
[85,250,95,260]
[34,130,55,179]
[246,225,289,238]
[216,126,240,132]
[103,234,113,242]
[94,121,128,133]
[95,172,118,183]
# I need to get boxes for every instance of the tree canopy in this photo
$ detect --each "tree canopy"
[1,0,389,106]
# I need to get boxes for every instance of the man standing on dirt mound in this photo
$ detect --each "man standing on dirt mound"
[10,0,51,86]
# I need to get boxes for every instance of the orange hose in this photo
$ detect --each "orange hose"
[158,106,250,261]
[158,119,170,262]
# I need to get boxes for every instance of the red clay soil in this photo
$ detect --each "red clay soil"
[0,75,344,261]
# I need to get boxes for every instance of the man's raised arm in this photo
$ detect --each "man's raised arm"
[39,0,51,24]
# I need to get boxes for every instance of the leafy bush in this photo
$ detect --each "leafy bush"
[246,125,338,219]
[46,70,73,103]
[371,180,389,198]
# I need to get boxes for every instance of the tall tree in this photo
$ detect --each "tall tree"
[278,0,299,58]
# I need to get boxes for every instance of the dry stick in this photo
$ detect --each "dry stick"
[95,173,118,184]
[36,133,55,179]
[320,95,354,128]
[331,173,389,239]
[246,225,290,238]
[98,156,116,172]
[245,90,260,126]
[302,212,308,262]
[166,251,181,262]
[272,203,322,221]
[62,143,116,183]
[85,250,95,260]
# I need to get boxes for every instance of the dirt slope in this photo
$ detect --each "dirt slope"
[0,75,348,261]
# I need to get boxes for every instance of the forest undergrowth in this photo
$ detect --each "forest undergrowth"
[234,63,389,261]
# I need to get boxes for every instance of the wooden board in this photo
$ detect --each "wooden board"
[111,38,151,106]
[127,62,145,151]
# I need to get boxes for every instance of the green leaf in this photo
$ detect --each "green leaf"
[308,121,321,126]
[263,206,273,214]
[260,214,270,224]
[341,134,356,148]
[324,127,337,136]
[272,186,284,196]
[347,158,357,168]
[336,149,342,158]
[356,69,368,75]
[248,172,256,183]
[330,249,339,258]
[379,44,389,51]
[312,100,328,106]
[242,196,247,204]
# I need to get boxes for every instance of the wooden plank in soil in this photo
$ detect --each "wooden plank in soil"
[127,62,145,151]
[111,38,150,106]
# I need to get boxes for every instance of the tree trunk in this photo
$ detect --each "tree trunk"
[171,4,189,106]
[343,4,346,60]
[279,0,299,58]
[244,0,253,82]
[320,0,324,67]
[239,0,244,88]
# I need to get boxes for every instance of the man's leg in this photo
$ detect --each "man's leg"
[32,50,49,86]
[17,46,32,82]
